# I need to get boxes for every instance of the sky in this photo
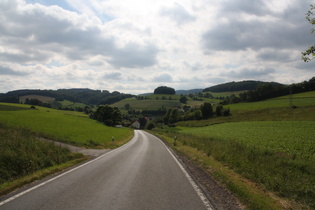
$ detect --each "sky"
[0,0,314,94]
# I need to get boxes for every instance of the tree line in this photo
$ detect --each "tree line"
[203,81,281,92]
[163,102,230,125]
[220,77,315,105]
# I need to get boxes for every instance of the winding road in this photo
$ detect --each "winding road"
[0,130,213,210]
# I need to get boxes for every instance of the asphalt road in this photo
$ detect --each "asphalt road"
[0,130,213,210]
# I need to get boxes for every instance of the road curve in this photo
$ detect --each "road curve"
[0,130,212,210]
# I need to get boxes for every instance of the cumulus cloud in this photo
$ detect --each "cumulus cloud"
[0,0,314,94]
[0,0,158,68]
[152,73,173,83]
[160,3,196,25]
[201,1,313,52]
[0,65,28,76]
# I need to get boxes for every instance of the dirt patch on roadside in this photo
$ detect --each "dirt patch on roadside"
[40,138,109,157]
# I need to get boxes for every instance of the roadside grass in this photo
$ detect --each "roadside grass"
[0,122,87,194]
[153,130,310,209]
[0,156,88,197]
[0,103,133,148]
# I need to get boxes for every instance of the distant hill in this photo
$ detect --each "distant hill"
[203,81,284,92]
[0,89,134,105]
[176,89,203,95]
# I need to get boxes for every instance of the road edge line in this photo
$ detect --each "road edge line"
[143,131,214,210]
[0,131,138,207]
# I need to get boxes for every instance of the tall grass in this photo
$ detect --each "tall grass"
[0,122,82,184]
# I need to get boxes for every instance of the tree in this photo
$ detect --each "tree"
[124,103,131,110]
[215,105,223,116]
[179,96,188,104]
[194,110,203,120]
[200,102,213,119]
[302,4,315,62]
[145,121,155,130]
[164,109,172,124]
[138,117,147,129]
[154,86,175,95]
[93,105,122,126]
[169,108,179,124]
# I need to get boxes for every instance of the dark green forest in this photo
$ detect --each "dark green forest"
[203,80,283,92]
[0,88,134,105]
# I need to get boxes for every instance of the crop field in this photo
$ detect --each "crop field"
[56,100,87,108]
[179,121,315,159]
[0,103,133,148]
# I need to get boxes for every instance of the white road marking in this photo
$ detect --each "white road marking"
[0,132,138,207]
[141,131,214,210]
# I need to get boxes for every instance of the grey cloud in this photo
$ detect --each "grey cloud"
[0,66,28,76]
[202,1,313,52]
[0,1,158,68]
[294,61,315,71]
[152,73,173,82]
[160,3,196,25]
[221,0,269,16]
[256,49,294,62]
[0,50,51,63]
[103,72,123,80]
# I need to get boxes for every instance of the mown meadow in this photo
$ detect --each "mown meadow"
[152,91,315,209]
[0,102,134,195]
[0,103,133,148]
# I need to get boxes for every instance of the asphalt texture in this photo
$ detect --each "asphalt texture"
[0,130,212,210]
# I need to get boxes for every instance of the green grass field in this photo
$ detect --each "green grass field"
[152,90,315,208]
[225,91,315,111]
[0,103,133,148]
[19,95,55,103]
[113,97,181,110]
[57,100,87,108]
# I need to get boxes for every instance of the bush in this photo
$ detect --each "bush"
[145,121,155,130]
